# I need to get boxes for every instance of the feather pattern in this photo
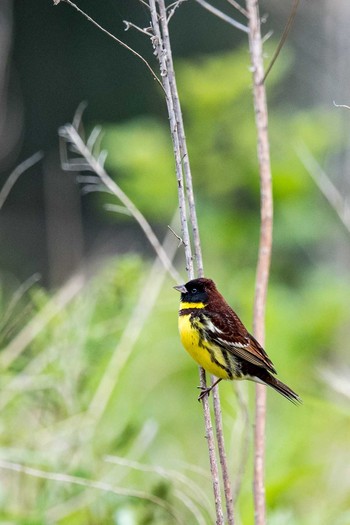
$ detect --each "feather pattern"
[175,277,301,404]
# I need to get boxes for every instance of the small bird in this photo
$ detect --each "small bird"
[174,277,300,403]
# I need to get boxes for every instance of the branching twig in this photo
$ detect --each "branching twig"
[246,1,273,524]
[123,20,152,37]
[54,0,164,92]
[167,0,187,23]
[59,124,181,284]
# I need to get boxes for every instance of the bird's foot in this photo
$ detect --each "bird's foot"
[197,385,213,401]
[197,378,222,401]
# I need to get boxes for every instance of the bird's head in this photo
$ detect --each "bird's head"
[174,277,217,305]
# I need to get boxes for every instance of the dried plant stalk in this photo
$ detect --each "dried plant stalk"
[149,2,235,523]
[246,1,273,524]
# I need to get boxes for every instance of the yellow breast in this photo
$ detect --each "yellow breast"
[178,311,230,380]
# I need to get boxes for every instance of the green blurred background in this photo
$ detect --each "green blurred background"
[0,1,350,524]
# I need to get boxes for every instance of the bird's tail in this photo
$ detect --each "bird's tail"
[263,374,301,404]
[250,368,301,404]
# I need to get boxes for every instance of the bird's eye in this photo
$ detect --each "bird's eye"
[191,288,197,294]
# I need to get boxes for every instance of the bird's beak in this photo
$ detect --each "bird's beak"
[173,284,187,294]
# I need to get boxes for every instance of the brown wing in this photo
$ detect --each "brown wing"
[203,308,277,374]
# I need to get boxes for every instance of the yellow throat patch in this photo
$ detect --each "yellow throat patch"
[178,301,230,379]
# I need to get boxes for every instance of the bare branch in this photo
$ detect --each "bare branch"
[212,384,235,524]
[0,152,43,211]
[198,368,225,525]
[149,2,194,277]
[55,0,164,92]
[59,123,181,283]
[155,1,204,277]
[246,0,273,523]
[195,0,249,33]
[149,3,231,524]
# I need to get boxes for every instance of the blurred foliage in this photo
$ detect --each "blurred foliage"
[1,47,350,524]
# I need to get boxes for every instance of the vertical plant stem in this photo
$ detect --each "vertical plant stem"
[246,1,273,524]
[212,385,235,525]
[149,2,234,523]
[149,0,194,278]
[156,1,204,277]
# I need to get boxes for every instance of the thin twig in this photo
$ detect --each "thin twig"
[0,460,181,523]
[263,0,300,83]
[297,143,350,234]
[246,1,273,524]
[55,0,164,92]
[195,0,249,33]
[333,101,350,111]
[167,0,187,23]
[226,0,248,18]
[138,0,151,8]
[59,124,181,284]
[0,152,43,210]
[167,225,183,247]
[123,20,152,37]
